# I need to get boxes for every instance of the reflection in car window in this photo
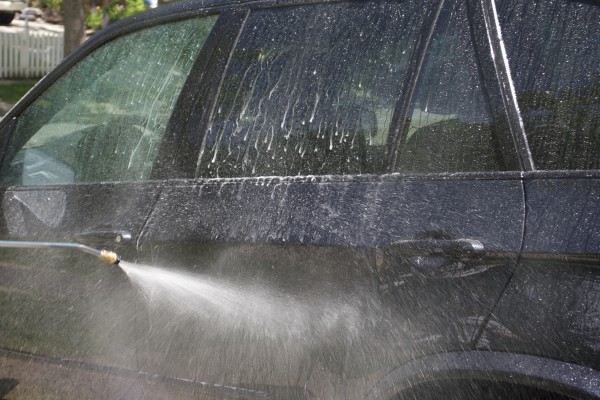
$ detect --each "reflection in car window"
[497,0,600,170]
[396,0,510,173]
[196,0,434,178]
[0,16,217,186]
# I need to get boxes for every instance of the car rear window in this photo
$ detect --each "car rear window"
[497,0,600,170]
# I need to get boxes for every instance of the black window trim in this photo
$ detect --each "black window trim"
[478,0,535,171]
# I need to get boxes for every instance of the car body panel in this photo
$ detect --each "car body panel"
[475,0,600,390]
[0,182,161,369]
[483,174,600,372]
[135,173,524,397]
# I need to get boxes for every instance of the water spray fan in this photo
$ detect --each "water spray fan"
[0,240,120,265]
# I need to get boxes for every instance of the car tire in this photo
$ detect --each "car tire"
[0,13,14,25]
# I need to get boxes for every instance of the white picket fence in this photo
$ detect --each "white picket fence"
[0,26,63,79]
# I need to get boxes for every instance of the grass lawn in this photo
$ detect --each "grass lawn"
[0,80,37,104]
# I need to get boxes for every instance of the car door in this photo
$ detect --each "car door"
[0,11,222,379]
[485,0,600,372]
[135,0,526,398]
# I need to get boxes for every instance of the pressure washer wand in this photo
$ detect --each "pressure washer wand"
[0,240,120,265]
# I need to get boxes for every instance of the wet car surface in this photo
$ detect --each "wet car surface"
[0,0,598,398]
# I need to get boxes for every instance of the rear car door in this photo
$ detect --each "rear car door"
[136,0,526,398]
[487,0,600,371]
[0,11,220,379]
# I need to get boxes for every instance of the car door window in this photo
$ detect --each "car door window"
[195,0,435,178]
[496,0,600,170]
[0,15,217,186]
[395,0,513,173]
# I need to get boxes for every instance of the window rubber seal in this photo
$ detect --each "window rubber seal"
[478,0,535,171]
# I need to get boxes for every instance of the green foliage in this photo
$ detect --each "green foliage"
[32,0,62,12]
[85,8,103,29]
[86,0,147,30]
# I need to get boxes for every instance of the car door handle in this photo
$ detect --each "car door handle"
[389,239,484,257]
[386,239,487,278]
[75,230,132,246]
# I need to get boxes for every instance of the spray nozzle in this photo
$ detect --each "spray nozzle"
[99,249,121,265]
[0,240,121,265]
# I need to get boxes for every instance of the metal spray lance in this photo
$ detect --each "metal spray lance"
[0,240,120,265]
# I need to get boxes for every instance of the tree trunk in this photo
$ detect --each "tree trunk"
[63,0,86,57]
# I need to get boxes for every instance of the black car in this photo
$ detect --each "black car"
[0,0,599,398]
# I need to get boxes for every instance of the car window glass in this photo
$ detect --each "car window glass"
[395,0,509,173]
[0,16,217,186]
[496,0,600,170]
[196,0,434,178]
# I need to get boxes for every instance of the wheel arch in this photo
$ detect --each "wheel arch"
[367,351,600,400]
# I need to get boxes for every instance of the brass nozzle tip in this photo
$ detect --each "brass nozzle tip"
[99,250,120,265]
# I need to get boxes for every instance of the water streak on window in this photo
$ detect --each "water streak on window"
[197,1,432,178]
[2,16,217,186]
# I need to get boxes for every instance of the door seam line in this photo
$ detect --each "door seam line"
[472,174,527,345]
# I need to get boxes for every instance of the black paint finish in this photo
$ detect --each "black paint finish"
[488,176,600,374]
[135,174,524,392]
